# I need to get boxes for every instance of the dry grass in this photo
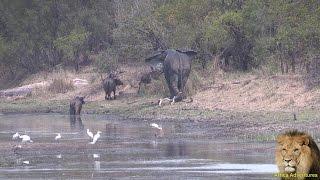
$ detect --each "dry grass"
[47,78,74,94]
[192,73,320,112]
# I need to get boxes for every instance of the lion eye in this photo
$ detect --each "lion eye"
[282,148,286,151]
[294,148,299,153]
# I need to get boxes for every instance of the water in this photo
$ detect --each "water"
[0,113,278,179]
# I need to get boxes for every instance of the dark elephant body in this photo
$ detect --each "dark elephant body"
[103,76,123,100]
[145,49,197,101]
[69,96,85,115]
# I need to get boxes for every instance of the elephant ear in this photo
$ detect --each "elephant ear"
[145,50,166,72]
[145,50,166,63]
[176,49,197,57]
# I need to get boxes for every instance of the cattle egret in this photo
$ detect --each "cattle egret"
[55,133,61,141]
[171,96,177,105]
[89,131,101,144]
[12,132,20,140]
[22,160,30,165]
[93,154,100,158]
[19,135,33,143]
[56,154,62,159]
[158,98,172,106]
[150,123,162,130]
[87,129,94,139]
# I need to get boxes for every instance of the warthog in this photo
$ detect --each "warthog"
[69,96,85,115]
[102,74,124,100]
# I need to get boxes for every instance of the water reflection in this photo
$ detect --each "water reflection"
[69,115,84,130]
[166,141,189,157]
[0,113,278,179]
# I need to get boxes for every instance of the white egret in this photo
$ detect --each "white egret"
[12,132,20,140]
[56,154,62,159]
[171,96,177,105]
[87,129,94,139]
[19,135,33,143]
[93,154,100,158]
[22,160,30,165]
[158,98,171,106]
[150,123,162,130]
[89,131,102,144]
[55,133,61,141]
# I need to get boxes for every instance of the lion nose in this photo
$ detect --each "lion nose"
[284,159,291,163]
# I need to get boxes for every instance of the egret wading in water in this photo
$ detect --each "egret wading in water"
[55,133,61,141]
[150,123,163,138]
[22,160,30,165]
[87,129,94,139]
[89,131,102,144]
[19,135,33,143]
[12,132,20,140]
[150,123,162,130]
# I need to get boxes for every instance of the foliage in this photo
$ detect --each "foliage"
[94,49,119,74]
[0,0,320,85]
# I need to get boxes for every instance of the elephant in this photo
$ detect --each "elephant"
[69,96,85,115]
[102,74,123,100]
[145,49,197,102]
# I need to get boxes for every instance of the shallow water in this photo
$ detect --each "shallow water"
[0,113,278,179]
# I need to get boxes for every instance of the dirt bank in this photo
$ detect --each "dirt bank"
[1,65,320,124]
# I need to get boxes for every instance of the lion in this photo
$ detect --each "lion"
[276,130,320,180]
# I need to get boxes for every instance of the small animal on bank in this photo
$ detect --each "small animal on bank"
[69,96,85,115]
[102,74,123,100]
[275,130,320,179]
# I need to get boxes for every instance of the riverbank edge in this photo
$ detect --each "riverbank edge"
[1,97,319,124]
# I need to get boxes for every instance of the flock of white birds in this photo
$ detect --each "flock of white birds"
[11,123,163,165]
[12,123,162,144]
[12,128,102,144]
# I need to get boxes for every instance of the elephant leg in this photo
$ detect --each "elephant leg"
[113,90,116,100]
[165,73,178,99]
[179,71,190,99]
[105,91,108,100]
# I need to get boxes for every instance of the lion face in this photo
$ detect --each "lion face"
[276,134,312,174]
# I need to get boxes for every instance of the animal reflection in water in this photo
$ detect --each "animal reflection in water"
[69,115,84,130]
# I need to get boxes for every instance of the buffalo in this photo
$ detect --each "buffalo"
[102,74,123,100]
[69,96,85,115]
